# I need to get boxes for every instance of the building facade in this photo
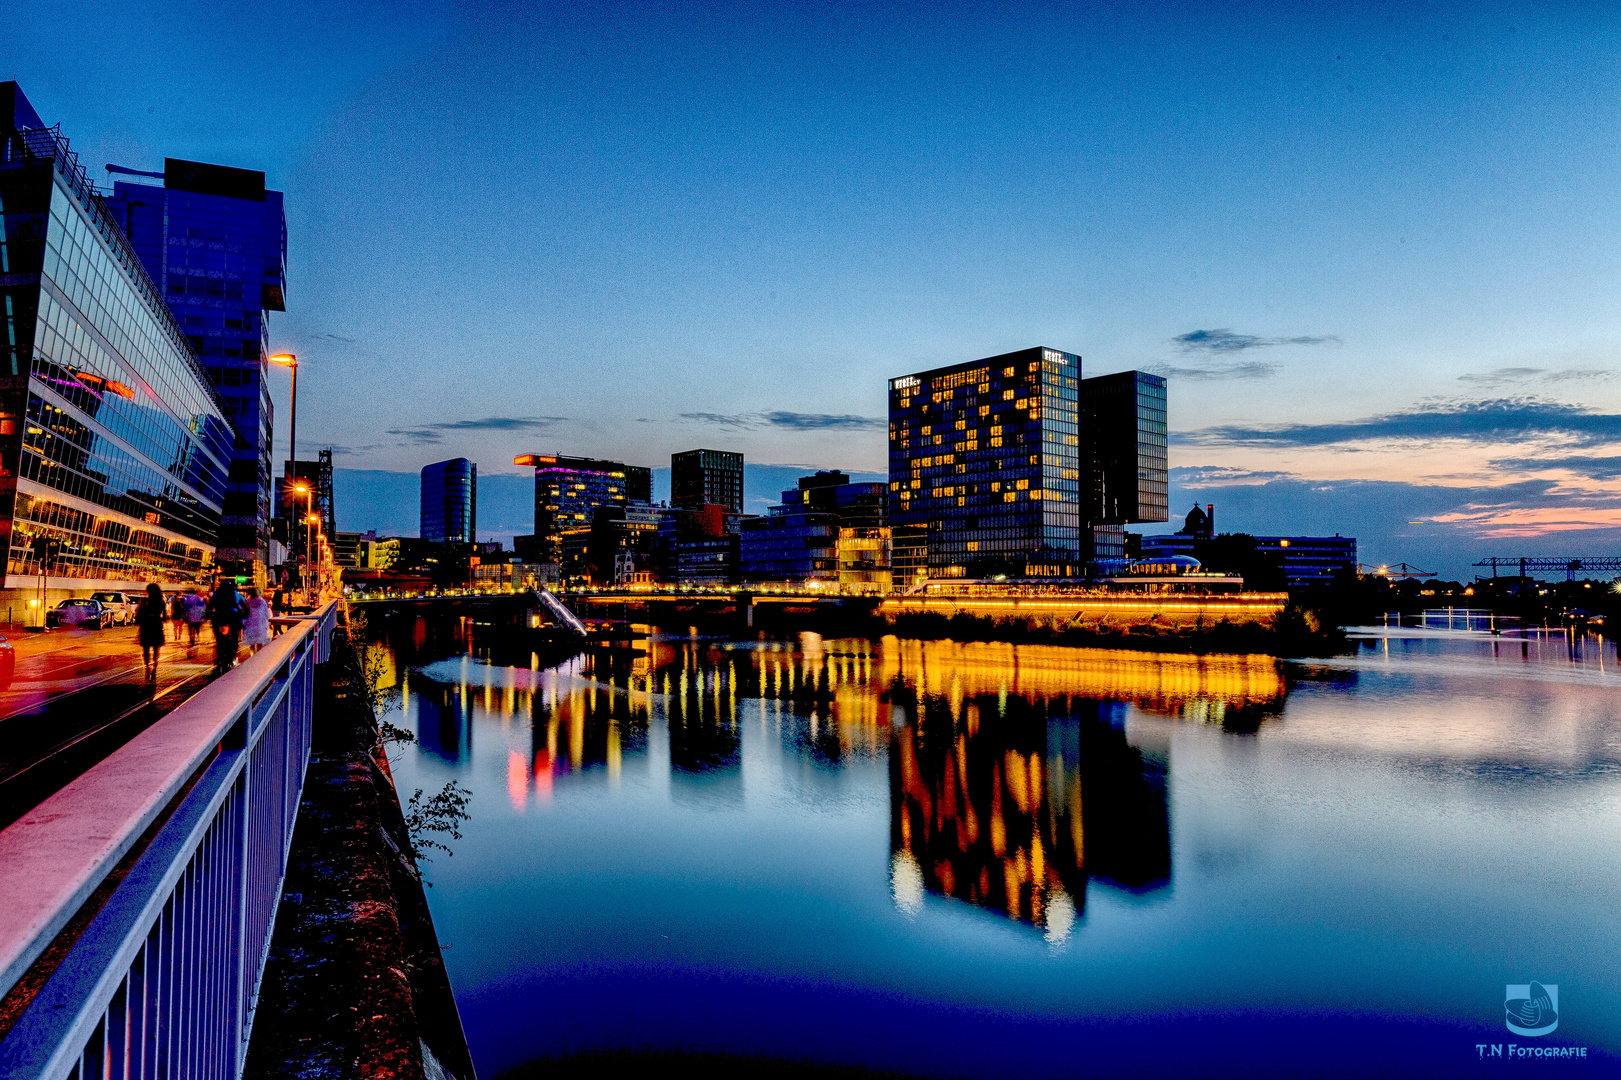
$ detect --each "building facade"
[0,84,233,607]
[671,448,743,513]
[420,457,477,544]
[1139,530,1357,588]
[516,453,646,564]
[739,470,889,584]
[888,347,1084,577]
[103,156,286,585]
[889,347,1169,578]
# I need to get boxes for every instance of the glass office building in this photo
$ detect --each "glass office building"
[889,347,1083,576]
[103,156,286,584]
[0,83,232,602]
[516,453,645,563]
[671,448,744,513]
[888,347,1169,577]
[421,457,477,544]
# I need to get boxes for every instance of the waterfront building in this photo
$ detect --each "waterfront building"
[1140,524,1356,588]
[739,470,890,585]
[516,453,647,564]
[672,448,743,513]
[837,528,892,593]
[420,458,477,544]
[103,156,286,586]
[0,84,234,608]
[889,347,1168,577]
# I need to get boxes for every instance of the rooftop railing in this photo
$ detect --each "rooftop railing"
[0,602,337,1079]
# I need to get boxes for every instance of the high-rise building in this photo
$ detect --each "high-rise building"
[420,458,476,544]
[103,156,286,585]
[739,470,889,584]
[888,347,1083,576]
[671,448,743,513]
[888,347,1170,577]
[516,453,646,564]
[1080,369,1168,529]
[0,83,233,604]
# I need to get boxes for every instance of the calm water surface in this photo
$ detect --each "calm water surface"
[373,620,1621,1078]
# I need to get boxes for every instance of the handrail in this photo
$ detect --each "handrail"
[0,601,337,1078]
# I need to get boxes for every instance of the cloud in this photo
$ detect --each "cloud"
[1490,455,1621,481]
[677,411,883,431]
[1181,398,1621,449]
[385,415,569,446]
[1458,367,1617,388]
[1173,329,1341,354]
[1147,361,1279,381]
[313,332,357,343]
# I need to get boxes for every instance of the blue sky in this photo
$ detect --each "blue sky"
[11,2,1621,576]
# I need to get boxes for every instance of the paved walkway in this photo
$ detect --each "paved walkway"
[0,625,245,829]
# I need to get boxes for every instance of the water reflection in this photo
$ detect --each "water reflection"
[891,693,1169,939]
[380,616,1287,936]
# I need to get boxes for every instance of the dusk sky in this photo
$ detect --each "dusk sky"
[11,1,1621,575]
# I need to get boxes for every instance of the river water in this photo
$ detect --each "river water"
[370,618,1621,1078]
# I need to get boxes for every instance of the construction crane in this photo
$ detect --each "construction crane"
[1359,562,1436,579]
[1474,557,1621,581]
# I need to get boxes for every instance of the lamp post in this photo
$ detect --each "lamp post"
[292,481,312,602]
[306,513,321,600]
[269,353,298,470]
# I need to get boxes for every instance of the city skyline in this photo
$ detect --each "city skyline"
[12,3,1621,576]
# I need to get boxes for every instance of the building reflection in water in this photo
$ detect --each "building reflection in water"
[383,617,1287,933]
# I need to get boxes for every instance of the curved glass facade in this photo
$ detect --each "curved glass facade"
[0,102,230,591]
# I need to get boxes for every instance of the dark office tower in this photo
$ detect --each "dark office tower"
[102,155,286,587]
[516,453,641,563]
[1080,370,1168,556]
[421,458,477,544]
[0,84,233,605]
[624,464,652,504]
[671,448,744,513]
[888,347,1082,577]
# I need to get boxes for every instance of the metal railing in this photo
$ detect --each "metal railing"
[0,602,337,1079]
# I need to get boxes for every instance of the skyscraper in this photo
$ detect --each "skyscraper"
[888,347,1082,576]
[103,156,286,585]
[0,83,233,604]
[887,346,1168,576]
[671,448,743,513]
[421,458,476,544]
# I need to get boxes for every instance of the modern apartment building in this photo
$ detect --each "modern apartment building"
[420,458,477,544]
[671,448,743,513]
[0,83,233,605]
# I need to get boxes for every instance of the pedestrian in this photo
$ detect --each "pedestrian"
[271,584,286,616]
[134,583,167,682]
[181,588,206,647]
[208,580,246,674]
[243,586,272,654]
[169,591,186,642]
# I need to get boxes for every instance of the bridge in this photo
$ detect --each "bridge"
[0,605,337,1078]
[1474,557,1621,581]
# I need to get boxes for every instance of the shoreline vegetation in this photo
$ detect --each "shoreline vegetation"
[875,604,1349,657]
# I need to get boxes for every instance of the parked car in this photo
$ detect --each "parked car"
[0,635,13,691]
[45,598,112,629]
[90,591,136,625]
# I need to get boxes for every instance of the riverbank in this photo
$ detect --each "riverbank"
[243,617,475,1080]
[880,605,1350,656]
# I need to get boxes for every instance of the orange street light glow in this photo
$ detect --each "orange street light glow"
[269,353,297,366]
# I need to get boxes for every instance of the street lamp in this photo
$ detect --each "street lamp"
[293,481,312,601]
[306,513,321,599]
[268,353,298,470]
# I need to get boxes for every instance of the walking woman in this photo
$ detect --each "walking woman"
[243,587,272,654]
[135,583,167,682]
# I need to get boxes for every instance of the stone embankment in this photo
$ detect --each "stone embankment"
[244,619,474,1080]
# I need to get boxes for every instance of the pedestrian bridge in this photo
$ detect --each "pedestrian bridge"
[0,603,337,1079]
